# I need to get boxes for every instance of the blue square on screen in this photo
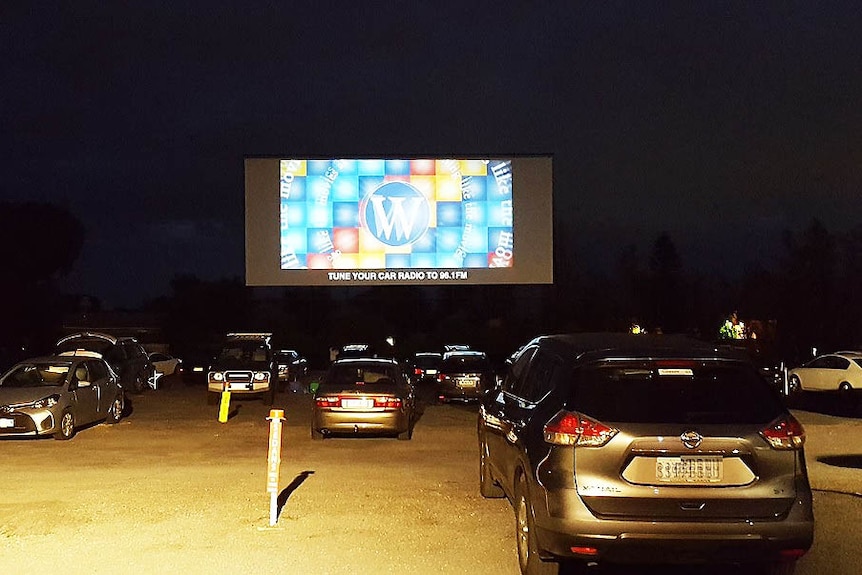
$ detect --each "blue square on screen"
[332,175,359,201]
[282,228,307,254]
[358,159,386,175]
[412,228,436,252]
[437,253,462,267]
[333,202,359,227]
[462,224,488,252]
[281,176,306,201]
[385,159,411,175]
[281,201,307,227]
[436,202,462,228]
[411,253,437,268]
[463,175,487,201]
[463,201,488,226]
[463,253,488,268]
[436,228,461,252]
[359,176,385,198]
[306,160,332,176]
[332,159,358,175]
[307,204,332,228]
[487,201,514,227]
[386,254,412,268]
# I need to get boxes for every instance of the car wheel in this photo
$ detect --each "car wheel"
[515,472,559,575]
[839,381,853,393]
[788,375,802,393]
[311,428,324,440]
[55,410,75,440]
[480,434,505,498]
[106,396,124,424]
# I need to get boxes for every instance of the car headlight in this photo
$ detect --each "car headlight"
[27,394,62,410]
[211,372,224,381]
[254,371,267,381]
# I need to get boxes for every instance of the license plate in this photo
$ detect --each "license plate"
[456,378,477,388]
[0,418,14,428]
[341,398,374,409]
[656,456,723,483]
[229,383,252,391]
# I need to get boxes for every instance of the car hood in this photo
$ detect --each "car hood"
[0,385,64,405]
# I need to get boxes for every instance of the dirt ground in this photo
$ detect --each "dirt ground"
[2,377,860,574]
[1,376,519,574]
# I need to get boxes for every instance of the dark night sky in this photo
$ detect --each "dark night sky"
[3,2,861,308]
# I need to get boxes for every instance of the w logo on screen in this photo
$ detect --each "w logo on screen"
[363,182,430,246]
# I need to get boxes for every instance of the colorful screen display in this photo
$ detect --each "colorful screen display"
[245,156,552,287]
[278,159,513,271]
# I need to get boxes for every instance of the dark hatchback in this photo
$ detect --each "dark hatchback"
[437,350,494,402]
[478,333,813,575]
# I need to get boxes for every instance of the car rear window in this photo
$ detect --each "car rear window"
[326,364,398,387]
[568,360,784,425]
[442,356,489,371]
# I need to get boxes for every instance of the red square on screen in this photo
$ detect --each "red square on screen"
[411,159,436,175]
[307,253,333,269]
[332,228,359,253]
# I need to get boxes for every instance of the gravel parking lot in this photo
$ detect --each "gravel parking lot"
[1,377,860,574]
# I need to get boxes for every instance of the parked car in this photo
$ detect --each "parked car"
[207,333,278,405]
[411,352,442,382]
[312,357,414,440]
[274,349,308,383]
[148,352,183,389]
[478,333,813,575]
[56,332,153,393]
[437,350,494,402]
[0,353,125,440]
[788,352,862,393]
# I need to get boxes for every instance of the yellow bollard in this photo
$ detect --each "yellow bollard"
[266,409,286,526]
[218,383,231,423]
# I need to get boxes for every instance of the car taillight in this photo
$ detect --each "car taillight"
[315,396,339,408]
[373,397,402,409]
[760,414,806,450]
[414,368,422,375]
[543,410,618,447]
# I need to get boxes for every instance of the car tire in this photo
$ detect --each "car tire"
[788,375,802,393]
[397,427,412,440]
[839,381,853,393]
[106,396,124,424]
[55,410,75,440]
[515,472,559,575]
[311,428,324,440]
[479,434,505,498]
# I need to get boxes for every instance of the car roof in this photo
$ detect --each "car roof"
[332,357,398,366]
[527,333,748,364]
[56,331,118,346]
[443,350,487,360]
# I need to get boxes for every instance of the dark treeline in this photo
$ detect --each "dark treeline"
[2,201,861,369]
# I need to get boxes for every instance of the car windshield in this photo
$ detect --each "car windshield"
[326,364,398,387]
[442,355,488,371]
[567,360,784,425]
[219,342,268,361]
[1,363,70,388]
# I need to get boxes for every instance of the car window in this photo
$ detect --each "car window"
[504,346,536,395]
[829,356,850,370]
[516,350,560,403]
[326,364,398,387]
[567,361,784,425]
[2,363,70,387]
[87,360,108,381]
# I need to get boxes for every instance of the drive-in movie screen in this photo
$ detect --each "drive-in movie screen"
[245,156,553,286]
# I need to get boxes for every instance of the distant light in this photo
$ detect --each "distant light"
[385,336,395,347]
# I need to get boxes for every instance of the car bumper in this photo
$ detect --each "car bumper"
[532,482,814,565]
[0,409,58,437]
[438,383,483,400]
[313,408,409,435]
